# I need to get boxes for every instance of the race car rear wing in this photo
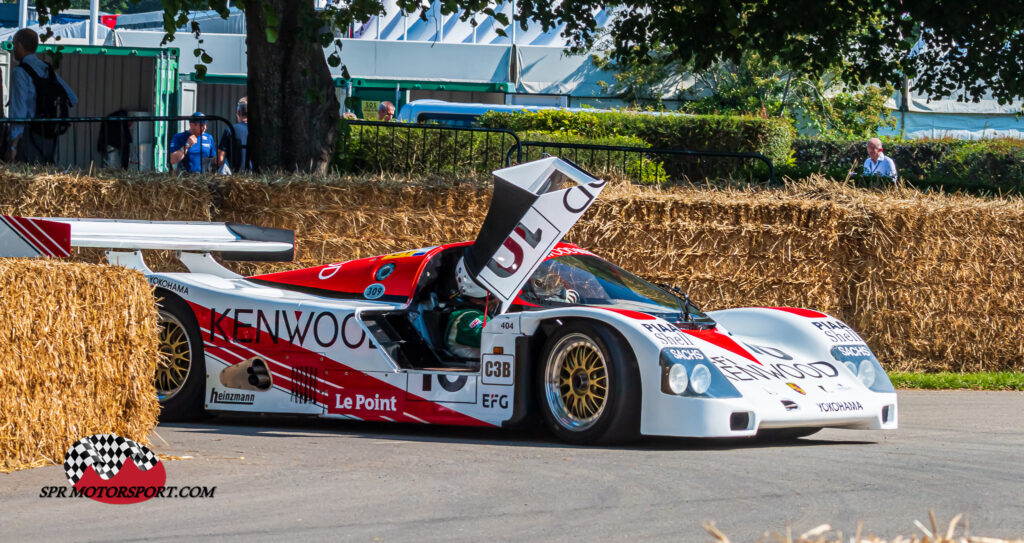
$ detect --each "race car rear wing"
[0,216,294,262]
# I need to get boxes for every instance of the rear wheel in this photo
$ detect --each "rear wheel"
[537,321,641,445]
[156,294,206,421]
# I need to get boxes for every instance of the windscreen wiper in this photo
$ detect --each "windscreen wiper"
[659,283,693,322]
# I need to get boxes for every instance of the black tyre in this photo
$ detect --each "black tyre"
[536,321,641,445]
[155,294,206,422]
[756,427,822,442]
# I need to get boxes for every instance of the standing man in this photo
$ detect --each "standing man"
[169,112,216,173]
[217,97,250,173]
[6,28,78,164]
[863,137,897,182]
[377,101,395,121]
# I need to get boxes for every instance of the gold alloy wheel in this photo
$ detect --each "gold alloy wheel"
[156,311,192,401]
[544,333,609,431]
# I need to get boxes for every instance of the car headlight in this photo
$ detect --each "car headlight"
[857,359,877,387]
[831,345,894,393]
[667,364,689,394]
[660,348,741,398]
[690,364,712,394]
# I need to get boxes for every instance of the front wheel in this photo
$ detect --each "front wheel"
[156,294,206,421]
[537,321,641,445]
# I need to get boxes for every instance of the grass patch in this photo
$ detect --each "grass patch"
[889,371,1024,391]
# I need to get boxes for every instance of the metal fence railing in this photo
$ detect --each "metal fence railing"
[0,116,775,185]
[0,115,236,172]
[505,140,777,185]
[337,120,520,176]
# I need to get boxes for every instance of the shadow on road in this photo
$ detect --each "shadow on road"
[158,414,878,452]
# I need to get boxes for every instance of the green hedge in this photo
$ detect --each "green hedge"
[332,122,516,175]
[480,109,795,165]
[785,138,1024,193]
[517,131,667,184]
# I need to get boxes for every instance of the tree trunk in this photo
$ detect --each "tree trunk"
[246,0,338,173]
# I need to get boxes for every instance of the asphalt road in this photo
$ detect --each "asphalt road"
[2,390,1023,542]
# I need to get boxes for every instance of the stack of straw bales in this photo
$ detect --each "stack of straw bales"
[0,259,160,472]
[0,167,1020,373]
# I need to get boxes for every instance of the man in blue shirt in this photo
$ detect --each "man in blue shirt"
[169,112,216,173]
[6,28,78,164]
[863,137,897,182]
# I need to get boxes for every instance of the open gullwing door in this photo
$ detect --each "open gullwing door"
[463,157,606,312]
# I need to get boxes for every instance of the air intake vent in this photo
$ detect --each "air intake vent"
[882,405,892,423]
[730,411,751,431]
[781,400,799,411]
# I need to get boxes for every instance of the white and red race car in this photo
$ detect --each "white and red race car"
[0,158,897,444]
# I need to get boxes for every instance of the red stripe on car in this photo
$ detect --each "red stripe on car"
[763,307,828,319]
[683,328,762,365]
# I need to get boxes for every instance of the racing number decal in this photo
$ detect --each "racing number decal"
[489,316,519,334]
[481,354,514,386]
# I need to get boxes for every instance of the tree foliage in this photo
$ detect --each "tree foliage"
[512,1,1023,105]
[23,0,1024,170]
[597,50,895,139]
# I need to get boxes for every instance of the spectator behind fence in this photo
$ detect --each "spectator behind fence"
[96,109,132,169]
[6,28,78,164]
[863,137,897,182]
[217,96,250,174]
[378,101,395,121]
[168,112,216,173]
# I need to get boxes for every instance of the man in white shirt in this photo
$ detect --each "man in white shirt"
[6,28,78,164]
[863,137,897,182]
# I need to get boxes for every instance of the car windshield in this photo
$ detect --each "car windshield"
[519,254,713,324]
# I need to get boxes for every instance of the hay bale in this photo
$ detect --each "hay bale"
[215,172,1024,373]
[1,167,1021,374]
[0,259,159,472]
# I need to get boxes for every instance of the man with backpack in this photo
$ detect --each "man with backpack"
[6,29,78,164]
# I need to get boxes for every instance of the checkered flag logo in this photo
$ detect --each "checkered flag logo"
[63,434,160,485]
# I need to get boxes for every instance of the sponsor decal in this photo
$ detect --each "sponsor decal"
[318,262,344,280]
[817,401,864,413]
[39,434,215,503]
[333,392,399,412]
[786,382,806,395]
[148,277,189,296]
[642,323,694,346]
[471,160,607,312]
[743,343,793,361]
[481,393,510,409]
[209,308,341,349]
[381,247,436,260]
[666,347,706,361]
[209,387,255,405]
[710,357,840,382]
[340,313,375,350]
[374,263,396,280]
[835,344,873,358]
[812,320,862,343]
[363,283,385,300]
[546,246,596,259]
